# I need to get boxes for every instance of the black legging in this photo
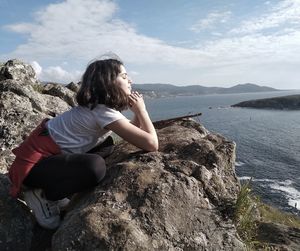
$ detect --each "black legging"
[23,153,106,201]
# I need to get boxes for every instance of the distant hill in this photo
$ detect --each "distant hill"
[41,81,279,98]
[134,83,278,98]
[232,94,300,110]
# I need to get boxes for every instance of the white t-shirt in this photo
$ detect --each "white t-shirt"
[47,105,127,153]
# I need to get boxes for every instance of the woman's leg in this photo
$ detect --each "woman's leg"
[23,153,106,201]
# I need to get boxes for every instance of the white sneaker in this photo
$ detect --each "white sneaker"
[23,189,61,229]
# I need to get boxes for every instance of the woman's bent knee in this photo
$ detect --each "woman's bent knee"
[86,154,106,184]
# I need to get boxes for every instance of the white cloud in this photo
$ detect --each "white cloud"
[211,32,223,37]
[199,31,300,63]
[4,0,298,67]
[30,61,42,76]
[231,0,300,34]
[30,60,81,83]
[5,22,37,33]
[41,66,82,83]
[129,70,139,76]
[4,0,210,67]
[190,11,231,32]
[2,0,300,88]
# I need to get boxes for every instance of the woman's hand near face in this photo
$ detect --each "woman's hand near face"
[106,90,158,152]
[128,91,146,114]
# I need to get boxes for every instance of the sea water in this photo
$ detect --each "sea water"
[128,90,300,214]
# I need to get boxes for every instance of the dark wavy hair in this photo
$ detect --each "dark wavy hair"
[76,59,129,111]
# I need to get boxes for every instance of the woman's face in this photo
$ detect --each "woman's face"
[116,65,132,96]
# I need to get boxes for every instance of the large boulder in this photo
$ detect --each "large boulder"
[51,119,244,251]
[0,117,246,250]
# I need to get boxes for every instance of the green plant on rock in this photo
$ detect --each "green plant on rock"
[233,180,260,249]
[234,179,300,250]
[259,202,300,228]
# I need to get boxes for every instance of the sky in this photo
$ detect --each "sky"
[0,0,300,89]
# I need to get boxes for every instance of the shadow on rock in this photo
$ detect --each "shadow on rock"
[0,173,56,251]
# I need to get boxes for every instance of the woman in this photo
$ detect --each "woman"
[8,56,158,229]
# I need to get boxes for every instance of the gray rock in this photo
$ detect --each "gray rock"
[0,84,70,160]
[256,222,300,251]
[0,59,39,86]
[43,83,77,107]
[0,60,71,174]
[66,82,80,93]
[0,174,34,251]
[51,119,244,251]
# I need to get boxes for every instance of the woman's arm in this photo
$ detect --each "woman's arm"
[106,92,158,152]
[130,114,140,127]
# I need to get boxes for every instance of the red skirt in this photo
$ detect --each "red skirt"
[8,119,61,198]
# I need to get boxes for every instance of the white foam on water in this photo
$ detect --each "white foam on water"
[237,178,300,210]
[237,177,274,183]
[238,176,252,181]
[235,161,245,167]
[277,180,294,186]
[288,199,300,210]
[269,180,300,210]
[253,178,274,183]
[217,106,230,109]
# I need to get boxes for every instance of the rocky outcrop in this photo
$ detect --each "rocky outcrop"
[1,117,246,250]
[66,81,80,93]
[0,59,246,250]
[0,61,77,173]
[256,222,300,250]
[2,59,300,251]
[232,94,300,110]
[0,59,39,86]
[51,119,244,250]
[43,82,77,107]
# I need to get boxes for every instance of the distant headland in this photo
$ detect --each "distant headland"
[134,83,279,98]
[232,94,300,110]
[39,81,280,99]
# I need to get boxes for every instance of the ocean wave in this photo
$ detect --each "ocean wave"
[238,177,300,210]
[269,181,300,210]
[235,161,245,167]
[238,176,252,180]
[238,177,274,183]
